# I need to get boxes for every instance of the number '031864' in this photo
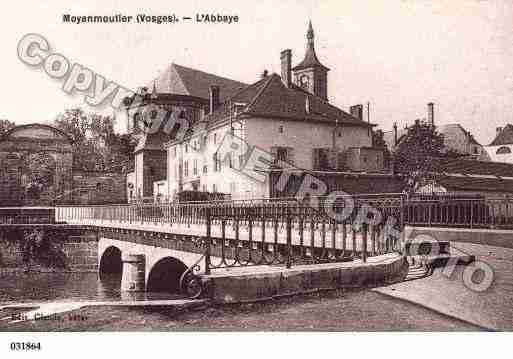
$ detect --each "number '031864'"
[10,342,41,350]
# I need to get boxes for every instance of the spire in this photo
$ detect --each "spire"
[151,80,158,99]
[292,20,329,71]
[307,20,314,42]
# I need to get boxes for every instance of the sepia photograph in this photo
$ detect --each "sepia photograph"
[0,0,512,357]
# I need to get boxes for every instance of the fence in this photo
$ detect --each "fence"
[404,197,513,229]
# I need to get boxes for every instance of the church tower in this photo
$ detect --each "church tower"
[292,21,330,101]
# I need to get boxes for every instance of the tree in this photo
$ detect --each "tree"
[0,119,16,136]
[393,120,445,193]
[53,108,135,172]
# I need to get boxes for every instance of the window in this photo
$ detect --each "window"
[279,125,284,133]
[313,148,331,170]
[185,143,188,153]
[203,165,208,174]
[227,153,233,168]
[193,159,198,175]
[277,147,288,162]
[338,131,342,137]
[173,147,177,157]
[202,184,207,192]
[203,135,207,146]
[213,152,221,172]
[230,182,236,193]
[213,183,217,193]
[496,146,511,155]
[184,161,189,177]
[214,133,217,144]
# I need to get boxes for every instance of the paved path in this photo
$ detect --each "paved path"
[375,242,513,330]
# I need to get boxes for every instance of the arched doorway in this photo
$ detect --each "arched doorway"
[147,257,188,293]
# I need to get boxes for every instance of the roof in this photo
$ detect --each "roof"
[404,158,513,193]
[383,123,481,151]
[292,21,329,71]
[148,63,248,102]
[0,123,73,144]
[490,124,513,146]
[439,124,481,146]
[202,73,372,128]
[429,158,513,193]
[437,175,513,193]
[436,158,513,178]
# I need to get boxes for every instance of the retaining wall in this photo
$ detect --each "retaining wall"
[203,253,408,304]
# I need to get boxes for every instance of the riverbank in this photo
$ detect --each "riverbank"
[0,289,481,331]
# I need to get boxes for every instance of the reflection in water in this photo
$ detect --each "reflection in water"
[0,272,184,304]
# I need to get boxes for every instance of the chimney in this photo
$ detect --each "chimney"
[350,104,363,121]
[261,69,269,79]
[209,85,220,114]
[393,122,398,145]
[427,102,434,127]
[497,127,503,134]
[280,49,292,87]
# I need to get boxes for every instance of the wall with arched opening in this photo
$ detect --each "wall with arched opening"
[0,124,73,206]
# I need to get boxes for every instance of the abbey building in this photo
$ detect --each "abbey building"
[125,21,383,201]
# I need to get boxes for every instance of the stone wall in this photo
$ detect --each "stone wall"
[61,234,98,271]
[0,124,73,206]
[72,171,126,205]
[0,227,98,272]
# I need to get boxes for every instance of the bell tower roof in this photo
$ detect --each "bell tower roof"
[292,20,329,71]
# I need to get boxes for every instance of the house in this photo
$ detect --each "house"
[383,103,484,159]
[161,22,380,200]
[483,124,513,164]
[125,64,248,199]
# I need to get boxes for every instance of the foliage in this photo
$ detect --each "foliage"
[24,153,56,198]
[393,120,446,193]
[53,108,136,172]
[0,229,67,269]
[21,229,67,268]
[0,119,16,136]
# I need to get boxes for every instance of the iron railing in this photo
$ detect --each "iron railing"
[55,195,405,271]
[404,197,513,229]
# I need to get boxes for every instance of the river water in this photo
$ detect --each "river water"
[0,272,184,305]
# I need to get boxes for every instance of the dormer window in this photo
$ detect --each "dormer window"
[497,146,511,154]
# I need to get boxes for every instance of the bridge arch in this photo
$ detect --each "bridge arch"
[147,257,188,293]
[99,245,122,280]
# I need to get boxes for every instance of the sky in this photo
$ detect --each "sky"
[1,0,512,145]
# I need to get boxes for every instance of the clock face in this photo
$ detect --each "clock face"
[299,75,309,88]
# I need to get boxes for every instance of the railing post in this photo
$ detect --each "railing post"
[400,194,405,254]
[205,207,211,275]
[470,200,474,229]
[362,222,368,263]
[286,206,292,269]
